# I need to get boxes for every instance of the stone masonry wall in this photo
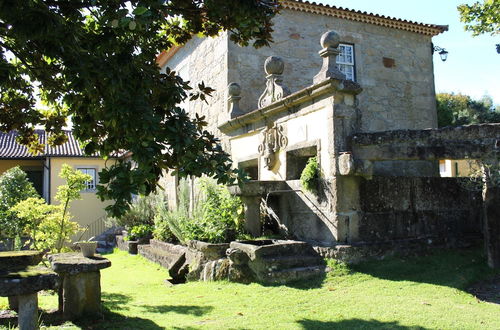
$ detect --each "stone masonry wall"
[357,177,482,244]
[228,9,438,132]
[162,34,230,147]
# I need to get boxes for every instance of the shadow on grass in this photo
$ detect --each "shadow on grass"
[102,292,133,311]
[142,304,213,316]
[297,318,430,329]
[467,274,500,304]
[1,309,164,330]
[349,247,499,291]
[267,272,327,290]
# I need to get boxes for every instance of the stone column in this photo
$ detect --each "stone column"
[241,196,261,237]
[18,293,38,330]
[61,272,102,319]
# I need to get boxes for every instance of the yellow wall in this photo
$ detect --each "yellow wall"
[0,159,44,174]
[49,158,115,231]
[439,159,481,177]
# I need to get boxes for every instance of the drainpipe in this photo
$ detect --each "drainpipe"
[42,157,51,204]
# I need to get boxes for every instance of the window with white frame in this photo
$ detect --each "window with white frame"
[336,44,355,81]
[77,168,97,191]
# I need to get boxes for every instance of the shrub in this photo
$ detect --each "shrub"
[152,178,245,244]
[117,193,162,229]
[129,224,153,240]
[11,164,87,253]
[0,167,39,249]
[300,156,319,192]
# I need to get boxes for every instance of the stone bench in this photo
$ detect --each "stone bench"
[48,253,111,320]
[0,251,58,330]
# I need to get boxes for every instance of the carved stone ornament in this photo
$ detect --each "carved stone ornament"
[258,124,288,170]
[227,82,245,118]
[313,30,346,84]
[258,56,290,108]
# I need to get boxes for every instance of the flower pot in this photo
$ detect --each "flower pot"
[78,241,97,257]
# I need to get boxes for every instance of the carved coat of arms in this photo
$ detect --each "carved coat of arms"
[258,124,288,170]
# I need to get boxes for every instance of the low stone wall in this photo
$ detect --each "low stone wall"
[357,177,482,244]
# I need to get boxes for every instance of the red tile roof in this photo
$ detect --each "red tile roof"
[0,130,98,159]
[281,0,448,36]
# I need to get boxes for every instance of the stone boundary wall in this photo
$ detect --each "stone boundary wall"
[357,177,482,244]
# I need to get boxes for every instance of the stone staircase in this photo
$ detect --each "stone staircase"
[138,240,188,283]
[134,238,325,284]
[227,240,325,284]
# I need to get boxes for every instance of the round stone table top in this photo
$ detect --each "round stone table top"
[48,253,111,275]
[0,266,58,296]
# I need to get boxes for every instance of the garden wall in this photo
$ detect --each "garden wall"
[357,177,483,244]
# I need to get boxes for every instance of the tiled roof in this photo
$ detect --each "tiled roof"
[0,130,97,159]
[281,0,448,36]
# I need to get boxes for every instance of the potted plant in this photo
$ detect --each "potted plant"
[77,241,97,257]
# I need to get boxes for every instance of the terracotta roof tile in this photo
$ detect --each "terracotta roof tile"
[281,0,448,36]
[0,130,98,159]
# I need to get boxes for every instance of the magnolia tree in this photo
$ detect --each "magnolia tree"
[0,0,279,217]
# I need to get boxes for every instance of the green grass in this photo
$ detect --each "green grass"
[1,247,499,329]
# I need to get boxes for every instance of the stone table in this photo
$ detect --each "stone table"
[0,251,58,330]
[48,253,111,320]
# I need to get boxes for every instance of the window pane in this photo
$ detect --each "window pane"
[77,168,96,190]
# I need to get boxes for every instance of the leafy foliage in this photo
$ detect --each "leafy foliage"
[0,166,38,249]
[436,93,500,127]
[153,178,245,244]
[0,0,279,217]
[300,156,319,192]
[115,193,162,229]
[10,164,89,252]
[458,0,500,52]
[129,224,153,241]
[458,0,500,35]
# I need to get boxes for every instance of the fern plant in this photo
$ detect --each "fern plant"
[300,156,319,192]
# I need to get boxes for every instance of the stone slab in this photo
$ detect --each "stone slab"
[0,251,44,271]
[48,253,111,275]
[0,266,58,296]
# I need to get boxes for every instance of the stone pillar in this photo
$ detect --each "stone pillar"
[18,293,38,330]
[482,157,500,268]
[8,295,19,311]
[61,272,102,319]
[241,196,261,237]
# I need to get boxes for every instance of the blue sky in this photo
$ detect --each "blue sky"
[320,0,500,105]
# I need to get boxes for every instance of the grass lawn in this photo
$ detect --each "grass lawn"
[1,247,499,329]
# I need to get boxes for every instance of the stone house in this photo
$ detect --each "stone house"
[159,0,448,178]
[155,1,490,249]
[159,0,447,133]
[0,130,115,240]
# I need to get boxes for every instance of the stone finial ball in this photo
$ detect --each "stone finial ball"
[264,56,285,75]
[228,82,241,96]
[320,30,340,49]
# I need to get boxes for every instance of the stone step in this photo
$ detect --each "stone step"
[138,245,188,282]
[258,255,324,271]
[96,247,113,254]
[260,265,325,284]
[231,240,318,259]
